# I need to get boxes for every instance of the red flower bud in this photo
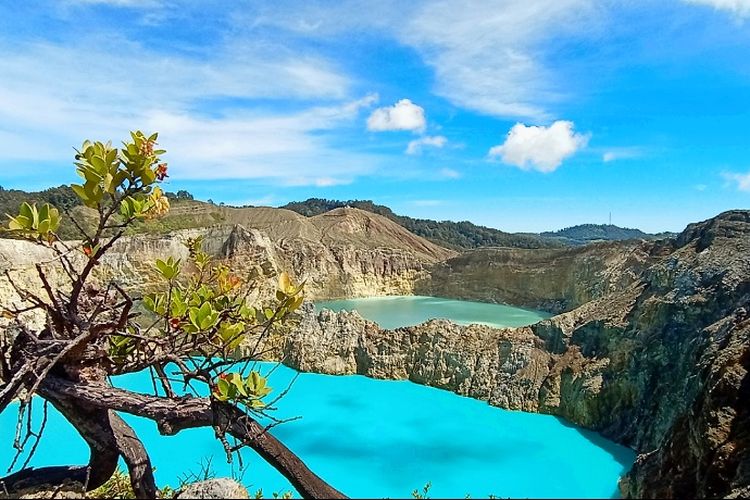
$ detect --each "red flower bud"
[155,163,169,181]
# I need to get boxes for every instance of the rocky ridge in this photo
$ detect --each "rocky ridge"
[417,240,659,313]
[1,205,748,498]
[0,207,453,310]
[282,210,750,498]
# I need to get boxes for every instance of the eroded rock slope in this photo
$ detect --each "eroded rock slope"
[283,210,750,499]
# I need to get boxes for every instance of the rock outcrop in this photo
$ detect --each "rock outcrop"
[175,478,250,499]
[283,210,750,499]
[418,239,660,314]
[0,207,455,307]
[1,205,748,498]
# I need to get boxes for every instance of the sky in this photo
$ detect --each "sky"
[0,0,749,233]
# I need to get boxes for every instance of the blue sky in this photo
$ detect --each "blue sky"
[0,0,749,233]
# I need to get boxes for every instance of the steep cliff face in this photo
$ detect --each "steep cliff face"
[2,203,747,498]
[418,240,660,313]
[284,210,750,498]
[0,207,454,309]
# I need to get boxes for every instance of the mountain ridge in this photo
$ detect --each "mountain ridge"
[281,197,671,249]
[1,187,672,250]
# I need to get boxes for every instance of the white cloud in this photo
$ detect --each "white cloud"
[0,37,382,183]
[138,96,378,180]
[724,171,750,191]
[488,121,589,173]
[406,135,447,155]
[246,0,600,120]
[438,167,461,179]
[399,0,599,120]
[682,0,750,18]
[284,176,353,187]
[367,99,426,132]
[602,147,642,163]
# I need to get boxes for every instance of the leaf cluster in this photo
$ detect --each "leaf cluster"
[5,202,60,243]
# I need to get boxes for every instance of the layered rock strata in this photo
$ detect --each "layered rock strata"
[1,207,748,498]
[417,240,661,314]
[0,207,453,308]
[283,211,750,499]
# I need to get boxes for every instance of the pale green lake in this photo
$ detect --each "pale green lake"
[315,295,551,329]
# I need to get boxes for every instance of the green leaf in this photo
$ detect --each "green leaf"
[141,166,156,185]
[105,147,118,166]
[289,295,304,312]
[19,202,34,223]
[216,378,230,401]
[188,306,201,328]
[154,257,180,280]
[230,373,247,397]
[90,155,106,172]
[7,215,28,231]
[71,184,89,203]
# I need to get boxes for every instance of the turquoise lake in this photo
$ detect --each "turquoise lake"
[315,295,551,329]
[1,364,634,499]
[1,299,634,498]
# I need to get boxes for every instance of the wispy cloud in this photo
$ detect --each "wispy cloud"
[406,135,447,155]
[682,0,750,19]
[0,33,382,183]
[602,147,643,163]
[724,171,750,191]
[242,0,600,120]
[398,0,601,120]
[488,121,589,173]
[284,176,353,187]
[438,167,461,179]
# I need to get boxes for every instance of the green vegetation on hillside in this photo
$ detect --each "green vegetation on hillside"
[2,188,669,249]
[0,186,204,239]
[541,224,674,244]
[281,198,564,250]
[0,185,85,239]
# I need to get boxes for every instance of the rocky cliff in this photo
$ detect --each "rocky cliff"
[418,240,661,314]
[282,210,750,499]
[0,207,454,307]
[1,204,748,498]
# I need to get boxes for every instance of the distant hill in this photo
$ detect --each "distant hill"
[281,198,565,250]
[1,187,670,249]
[541,224,674,245]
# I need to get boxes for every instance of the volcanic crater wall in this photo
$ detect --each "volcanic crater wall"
[1,209,748,498]
[284,211,750,499]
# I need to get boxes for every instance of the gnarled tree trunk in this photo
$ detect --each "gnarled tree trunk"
[40,375,347,499]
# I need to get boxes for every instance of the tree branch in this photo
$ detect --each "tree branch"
[40,376,347,499]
